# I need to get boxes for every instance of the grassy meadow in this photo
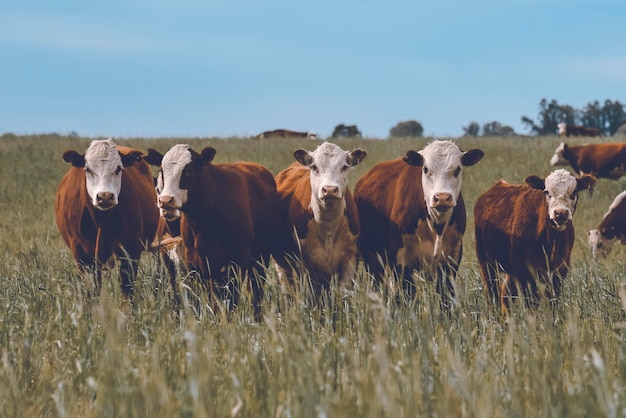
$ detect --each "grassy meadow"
[2,133,626,417]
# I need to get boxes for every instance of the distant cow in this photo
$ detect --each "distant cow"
[474,169,595,314]
[257,129,318,139]
[274,142,366,294]
[55,138,159,297]
[588,190,626,259]
[550,142,626,180]
[557,122,602,137]
[354,140,484,308]
[146,144,280,312]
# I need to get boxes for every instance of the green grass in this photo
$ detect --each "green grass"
[1,133,626,417]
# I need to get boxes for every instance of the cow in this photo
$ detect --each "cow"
[257,129,318,139]
[588,190,626,259]
[549,141,626,181]
[474,169,596,315]
[557,122,602,137]
[274,142,366,296]
[354,140,484,309]
[55,138,159,297]
[145,144,280,313]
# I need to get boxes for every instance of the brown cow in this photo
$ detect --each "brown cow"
[354,140,484,309]
[474,169,595,314]
[257,129,318,139]
[146,144,280,313]
[557,122,602,137]
[274,142,366,295]
[550,141,626,180]
[55,138,159,297]
[588,190,626,258]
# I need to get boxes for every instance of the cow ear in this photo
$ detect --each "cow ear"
[462,149,484,166]
[120,150,143,167]
[348,149,367,166]
[199,147,217,164]
[143,148,163,166]
[403,150,423,167]
[577,174,597,192]
[524,175,545,190]
[63,150,85,167]
[294,149,313,166]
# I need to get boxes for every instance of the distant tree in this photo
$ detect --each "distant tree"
[69,130,80,138]
[598,100,626,135]
[616,123,626,138]
[462,122,480,137]
[521,98,576,136]
[331,124,362,138]
[389,120,423,138]
[482,121,516,137]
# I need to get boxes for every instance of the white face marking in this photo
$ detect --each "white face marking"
[557,122,567,136]
[542,169,579,231]
[550,142,568,166]
[156,144,192,220]
[419,141,465,225]
[84,138,124,211]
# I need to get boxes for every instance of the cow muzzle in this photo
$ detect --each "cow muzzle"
[158,195,181,221]
[432,192,454,212]
[551,209,571,231]
[319,185,342,206]
[95,192,117,211]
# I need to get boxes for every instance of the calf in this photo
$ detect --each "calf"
[474,169,595,314]
[354,140,484,308]
[274,142,366,294]
[588,190,626,259]
[550,141,626,180]
[55,138,159,296]
[147,144,280,312]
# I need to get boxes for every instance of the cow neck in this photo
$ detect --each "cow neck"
[309,196,346,233]
[182,164,226,229]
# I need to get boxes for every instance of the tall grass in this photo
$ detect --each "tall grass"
[1,134,626,417]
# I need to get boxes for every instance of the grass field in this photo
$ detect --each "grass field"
[2,133,626,417]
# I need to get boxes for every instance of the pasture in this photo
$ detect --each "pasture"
[2,133,626,417]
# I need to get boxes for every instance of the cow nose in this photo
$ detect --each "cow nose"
[322,185,340,198]
[159,195,175,208]
[96,192,115,206]
[554,209,569,224]
[433,193,452,206]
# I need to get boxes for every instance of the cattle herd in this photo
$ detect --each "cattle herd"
[55,135,626,316]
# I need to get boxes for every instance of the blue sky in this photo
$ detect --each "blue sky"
[1,0,625,138]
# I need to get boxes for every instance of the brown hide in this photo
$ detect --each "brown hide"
[563,125,602,137]
[180,160,280,285]
[354,157,467,278]
[562,143,626,179]
[55,146,159,295]
[474,180,574,313]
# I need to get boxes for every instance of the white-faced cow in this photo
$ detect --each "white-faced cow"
[588,190,626,259]
[274,142,366,295]
[550,141,626,180]
[557,122,602,137]
[147,144,280,312]
[354,140,484,308]
[55,138,160,297]
[474,169,595,315]
[257,129,318,139]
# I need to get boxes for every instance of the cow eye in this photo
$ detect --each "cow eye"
[423,167,429,175]
[115,166,122,175]
[570,192,577,200]
[341,165,350,172]
[453,167,461,177]
[310,165,319,173]
[85,167,92,175]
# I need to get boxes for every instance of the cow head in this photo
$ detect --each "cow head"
[549,142,569,166]
[525,169,595,232]
[149,144,215,221]
[403,140,483,229]
[557,122,567,137]
[588,190,626,258]
[294,142,366,213]
[63,138,142,211]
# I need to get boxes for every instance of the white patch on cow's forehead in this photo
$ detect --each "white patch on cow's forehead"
[420,141,463,168]
[85,138,119,161]
[544,169,577,193]
[313,142,343,158]
[162,144,192,166]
